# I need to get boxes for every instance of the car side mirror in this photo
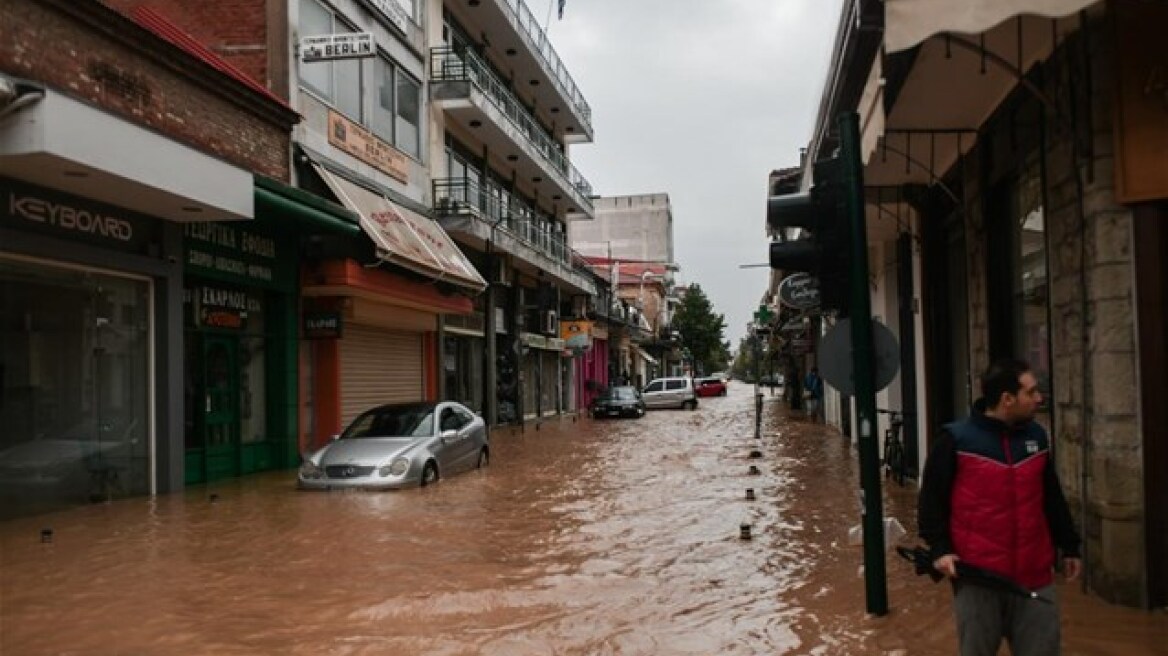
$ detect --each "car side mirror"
[441,429,458,441]
[330,433,340,442]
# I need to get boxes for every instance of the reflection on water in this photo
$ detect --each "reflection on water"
[2,386,1165,655]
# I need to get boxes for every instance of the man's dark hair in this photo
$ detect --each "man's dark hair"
[981,358,1031,408]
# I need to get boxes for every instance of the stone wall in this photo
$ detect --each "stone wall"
[953,16,1144,605]
[1040,19,1143,607]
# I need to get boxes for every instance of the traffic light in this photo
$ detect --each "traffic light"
[766,156,852,315]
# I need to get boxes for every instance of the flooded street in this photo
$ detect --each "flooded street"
[2,385,1166,655]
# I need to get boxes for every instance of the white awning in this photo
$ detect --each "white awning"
[0,85,252,222]
[312,163,487,292]
[885,0,1101,53]
[631,344,657,365]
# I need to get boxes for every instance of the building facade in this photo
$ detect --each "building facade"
[0,0,299,516]
[426,0,597,426]
[787,0,1168,607]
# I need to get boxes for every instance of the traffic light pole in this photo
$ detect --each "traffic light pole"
[838,111,888,616]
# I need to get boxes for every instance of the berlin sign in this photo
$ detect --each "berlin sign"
[300,33,375,62]
[778,273,821,310]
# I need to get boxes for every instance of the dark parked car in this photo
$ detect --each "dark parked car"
[590,386,646,419]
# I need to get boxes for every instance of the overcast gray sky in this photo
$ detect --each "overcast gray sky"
[546,0,844,347]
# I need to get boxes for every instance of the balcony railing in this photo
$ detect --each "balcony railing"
[500,0,592,128]
[433,177,570,265]
[431,47,593,207]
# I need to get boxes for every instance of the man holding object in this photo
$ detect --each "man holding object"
[918,359,1082,655]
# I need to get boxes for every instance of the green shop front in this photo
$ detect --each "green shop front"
[182,218,299,484]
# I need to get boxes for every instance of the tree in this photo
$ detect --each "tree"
[672,283,727,375]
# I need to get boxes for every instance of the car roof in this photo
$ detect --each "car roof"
[365,401,439,414]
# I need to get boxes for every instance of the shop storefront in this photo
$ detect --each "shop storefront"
[443,309,486,412]
[181,218,298,484]
[0,177,178,519]
[519,332,566,419]
[299,160,486,446]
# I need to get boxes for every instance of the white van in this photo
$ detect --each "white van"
[641,377,699,410]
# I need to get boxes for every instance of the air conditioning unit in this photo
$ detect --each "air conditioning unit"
[543,310,558,336]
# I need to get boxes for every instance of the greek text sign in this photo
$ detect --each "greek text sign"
[328,110,410,184]
[183,221,294,291]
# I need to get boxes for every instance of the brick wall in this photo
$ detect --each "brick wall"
[102,0,274,92]
[0,0,290,180]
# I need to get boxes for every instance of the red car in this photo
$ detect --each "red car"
[694,377,728,397]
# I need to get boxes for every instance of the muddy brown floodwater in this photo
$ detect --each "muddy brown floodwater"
[2,386,1166,654]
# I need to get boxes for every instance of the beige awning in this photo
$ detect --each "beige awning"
[631,344,657,366]
[885,0,1101,53]
[313,163,486,292]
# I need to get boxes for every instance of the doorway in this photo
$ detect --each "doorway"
[185,334,241,483]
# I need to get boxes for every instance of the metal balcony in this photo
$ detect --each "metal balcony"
[433,177,596,295]
[431,47,594,218]
[444,0,593,139]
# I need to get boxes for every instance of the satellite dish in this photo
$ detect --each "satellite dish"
[818,318,900,395]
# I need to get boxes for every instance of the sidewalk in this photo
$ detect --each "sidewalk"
[761,397,1168,655]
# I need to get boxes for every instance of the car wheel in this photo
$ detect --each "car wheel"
[420,461,439,487]
[687,399,698,410]
[636,407,645,418]
[720,389,727,397]
[476,447,489,469]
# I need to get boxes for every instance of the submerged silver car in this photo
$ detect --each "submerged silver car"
[298,401,488,490]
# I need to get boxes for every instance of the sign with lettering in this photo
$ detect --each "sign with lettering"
[303,312,343,339]
[328,110,410,184]
[366,0,411,34]
[300,33,375,62]
[778,273,821,310]
[183,221,294,291]
[188,285,262,330]
[0,177,157,254]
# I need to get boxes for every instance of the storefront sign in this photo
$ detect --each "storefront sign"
[328,110,410,184]
[191,285,260,330]
[303,312,343,339]
[561,320,593,351]
[1114,0,1168,202]
[183,221,293,291]
[778,273,821,310]
[300,33,375,62]
[0,177,156,254]
[367,0,411,34]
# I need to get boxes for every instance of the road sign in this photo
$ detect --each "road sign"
[817,318,900,395]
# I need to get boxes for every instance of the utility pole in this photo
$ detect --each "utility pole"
[839,111,887,616]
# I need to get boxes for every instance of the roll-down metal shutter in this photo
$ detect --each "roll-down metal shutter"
[340,325,424,425]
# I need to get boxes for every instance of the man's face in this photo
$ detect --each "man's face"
[1004,372,1043,423]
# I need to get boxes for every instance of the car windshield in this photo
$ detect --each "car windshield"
[342,404,436,439]
[609,387,638,400]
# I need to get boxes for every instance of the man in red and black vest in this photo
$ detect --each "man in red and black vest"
[918,358,1081,655]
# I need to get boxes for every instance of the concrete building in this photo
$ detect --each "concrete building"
[783,0,1167,608]
[426,0,597,426]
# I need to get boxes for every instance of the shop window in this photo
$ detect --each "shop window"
[0,258,152,518]
[1011,162,1052,415]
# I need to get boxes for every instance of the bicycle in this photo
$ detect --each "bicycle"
[876,408,909,487]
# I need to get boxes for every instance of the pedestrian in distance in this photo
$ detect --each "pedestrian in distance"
[918,358,1081,656]
[802,367,823,423]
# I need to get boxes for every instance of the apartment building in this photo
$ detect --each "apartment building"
[426,0,597,425]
